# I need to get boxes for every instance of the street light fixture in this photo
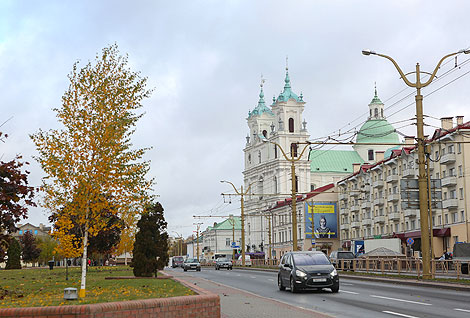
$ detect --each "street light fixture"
[262,138,311,251]
[220,180,255,266]
[362,48,469,279]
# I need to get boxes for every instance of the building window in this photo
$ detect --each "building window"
[438,215,442,225]
[226,238,231,246]
[445,214,449,224]
[368,149,374,161]
[448,145,454,153]
[452,213,458,223]
[460,188,464,200]
[459,165,463,177]
[458,143,462,153]
[34,230,37,235]
[288,118,294,133]
[258,151,261,163]
[274,145,277,159]
[295,176,298,193]
[291,143,298,157]
[274,176,278,194]
[461,211,465,222]
[262,130,267,138]
[19,230,22,235]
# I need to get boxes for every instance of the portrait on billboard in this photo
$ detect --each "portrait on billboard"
[305,202,337,239]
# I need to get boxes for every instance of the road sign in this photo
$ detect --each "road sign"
[406,238,414,245]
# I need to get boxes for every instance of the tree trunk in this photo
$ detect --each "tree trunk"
[79,225,89,298]
[124,248,128,266]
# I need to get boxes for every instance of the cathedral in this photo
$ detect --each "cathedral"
[242,67,401,256]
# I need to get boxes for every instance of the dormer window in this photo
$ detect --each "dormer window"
[368,149,374,161]
[262,130,267,138]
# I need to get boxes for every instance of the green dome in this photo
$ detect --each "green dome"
[356,119,400,144]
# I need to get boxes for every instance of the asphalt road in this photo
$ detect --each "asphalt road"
[167,267,470,318]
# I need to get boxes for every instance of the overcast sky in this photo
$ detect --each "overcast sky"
[1,0,470,238]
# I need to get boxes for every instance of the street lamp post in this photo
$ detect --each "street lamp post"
[221,180,254,266]
[262,139,311,251]
[362,48,470,279]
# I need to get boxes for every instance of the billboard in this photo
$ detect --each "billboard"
[305,202,337,239]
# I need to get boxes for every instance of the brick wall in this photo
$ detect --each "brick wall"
[0,278,220,318]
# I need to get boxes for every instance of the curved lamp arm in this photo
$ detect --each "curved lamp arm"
[422,51,460,87]
[375,53,415,87]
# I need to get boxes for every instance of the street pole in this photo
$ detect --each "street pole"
[362,48,469,279]
[221,180,254,266]
[263,139,311,251]
[193,223,202,262]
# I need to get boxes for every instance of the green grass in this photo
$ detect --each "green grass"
[0,266,196,308]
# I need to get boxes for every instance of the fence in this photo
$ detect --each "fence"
[249,258,470,280]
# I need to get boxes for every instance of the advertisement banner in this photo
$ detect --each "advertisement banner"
[305,202,337,239]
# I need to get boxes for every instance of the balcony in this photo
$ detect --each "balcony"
[350,190,360,197]
[441,176,457,187]
[387,194,400,202]
[350,205,360,212]
[363,184,371,192]
[404,209,418,218]
[362,219,372,226]
[373,198,384,206]
[339,193,348,201]
[351,221,361,228]
[373,180,384,188]
[388,213,401,221]
[443,198,459,209]
[402,169,415,178]
[340,208,349,216]
[386,175,399,183]
[361,201,372,209]
[340,224,349,230]
[374,216,385,223]
[441,153,456,164]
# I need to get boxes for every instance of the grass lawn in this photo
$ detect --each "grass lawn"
[0,266,196,308]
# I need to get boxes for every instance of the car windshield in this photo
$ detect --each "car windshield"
[174,257,183,261]
[185,258,196,263]
[338,252,355,259]
[293,253,330,266]
[218,258,228,262]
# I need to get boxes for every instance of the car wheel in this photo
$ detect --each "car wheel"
[331,283,339,293]
[290,276,298,293]
[197,268,201,272]
[278,275,286,291]
[184,268,187,272]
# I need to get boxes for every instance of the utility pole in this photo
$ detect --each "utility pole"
[362,48,470,279]
[220,180,255,266]
[193,222,203,262]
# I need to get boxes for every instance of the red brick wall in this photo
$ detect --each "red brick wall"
[0,279,220,318]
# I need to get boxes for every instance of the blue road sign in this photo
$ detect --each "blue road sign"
[406,238,414,245]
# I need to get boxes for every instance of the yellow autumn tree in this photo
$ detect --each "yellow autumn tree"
[31,44,153,298]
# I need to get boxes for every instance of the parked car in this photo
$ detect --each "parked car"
[329,251,355,270]
[171,256,184,268]
[215,258,233,270]
[183,258,201,272]
[236,255,252,266]
[278,251,339,293]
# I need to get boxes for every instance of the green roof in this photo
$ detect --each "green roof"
[248,85,274,118]
[276,70,301,103]
[356,119,400,144]
[310,150,364,173]
[213,217,241,231]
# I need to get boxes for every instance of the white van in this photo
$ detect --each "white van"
[237,255,252,266]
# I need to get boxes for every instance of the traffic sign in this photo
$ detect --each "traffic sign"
[406,238,414,245]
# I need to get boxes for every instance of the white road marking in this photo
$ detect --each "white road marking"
[250,276,257,279]
[455,308,470,313]
[341,283,353,286]
[341,290,359,295]
[371,295,432,306]
[382,310,418,318]
[268,278,274,282]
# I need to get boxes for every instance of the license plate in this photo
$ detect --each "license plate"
[311,278,326,282]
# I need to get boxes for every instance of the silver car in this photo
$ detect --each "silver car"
[215,258,233,270]
[183,258,201,272]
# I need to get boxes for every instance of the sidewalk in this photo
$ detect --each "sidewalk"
[167,270,333,318]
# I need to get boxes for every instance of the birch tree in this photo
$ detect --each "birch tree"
[31,44,153,298]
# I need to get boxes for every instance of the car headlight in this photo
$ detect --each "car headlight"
[330,268,338,277]
[295,269,307,278]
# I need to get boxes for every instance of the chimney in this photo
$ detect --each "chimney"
[456,116,464,126]
[404,136,415,145]
[39,223,44,231]
[375,151,384,162]
[352,163,361,173]
[441,117,453,130]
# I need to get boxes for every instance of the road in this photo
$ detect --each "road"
[167,267,470,318]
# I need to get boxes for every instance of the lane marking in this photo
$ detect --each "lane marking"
[341,283,353,286]
[371,295,432,306]
[455,308,470,313]
[268,279,274,282]
[250,276,257,279]
[341,290,359,295]
[382,310,418,318]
